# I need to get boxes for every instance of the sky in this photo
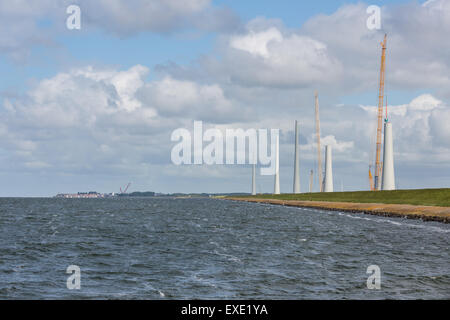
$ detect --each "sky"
[1,0,450,196]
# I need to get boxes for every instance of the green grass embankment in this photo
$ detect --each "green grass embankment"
[233,188,450,207]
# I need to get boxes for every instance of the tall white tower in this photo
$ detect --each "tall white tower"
[293,120,301,194]
[324,145,334,192]
[251,164,256,195]
[274,134,280,195]
[382,121,396,190]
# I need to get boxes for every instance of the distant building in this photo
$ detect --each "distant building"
[55,191,113,198]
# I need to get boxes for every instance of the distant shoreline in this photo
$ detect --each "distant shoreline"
[226,198,450,223]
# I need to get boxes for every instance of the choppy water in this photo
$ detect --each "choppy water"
[0,197,449,299]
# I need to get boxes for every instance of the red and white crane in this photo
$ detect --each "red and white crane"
[120,182,131,194]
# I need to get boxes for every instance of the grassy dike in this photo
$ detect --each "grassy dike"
[236,188,450,207]
[226,189,450,223]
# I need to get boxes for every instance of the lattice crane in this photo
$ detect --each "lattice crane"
[370,34,387,191]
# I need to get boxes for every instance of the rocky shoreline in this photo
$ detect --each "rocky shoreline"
[226,198,450,223]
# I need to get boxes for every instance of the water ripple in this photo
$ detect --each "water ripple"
[0,197,448,299]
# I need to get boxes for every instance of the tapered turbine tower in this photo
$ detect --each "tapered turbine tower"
[293,120,301,194]
[274,134,280,195]
[381,121,395,190]
[251,164,256,195]
[324,145,333,192]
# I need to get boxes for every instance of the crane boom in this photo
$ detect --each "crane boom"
[373,34,387,191]
[314,92,323,192]
[120,182,131,194]
[369,166,374,191]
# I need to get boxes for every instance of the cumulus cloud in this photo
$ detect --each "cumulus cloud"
[138,76,248,122]
[2,1,450,194]
[1,62,450,193]
[199,19,343,88]
[300,134,354,154]
[152,1,450,188]
[0,0,61,61]
[230,27,283,58]
[302,1,450,96]
[8,65,152,130]
[0,64,252,181]
[360,94,450,164]
[159,1,450,98]
[79,0,240,35]
[0,0,241,62]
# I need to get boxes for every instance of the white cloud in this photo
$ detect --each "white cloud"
[359,94,450,164]
[0,0,59,62]
[230,27,283,58]
[2,2,450,194]
[138,76,249,122]
[80,0,232,35]
[156,2,450,96]
[0,64,252,181]
[2,61,450,193]
[0,0,241,62]
[408,94,442,111]
[302,2,450,96]
[300,134,354,154]
[11,65,153,128]
[204,20,343,88]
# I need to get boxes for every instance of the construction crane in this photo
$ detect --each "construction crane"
[314,91,323,192]
[369,167,374,191]
[370,34,387,191]
[120,182,131,194]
